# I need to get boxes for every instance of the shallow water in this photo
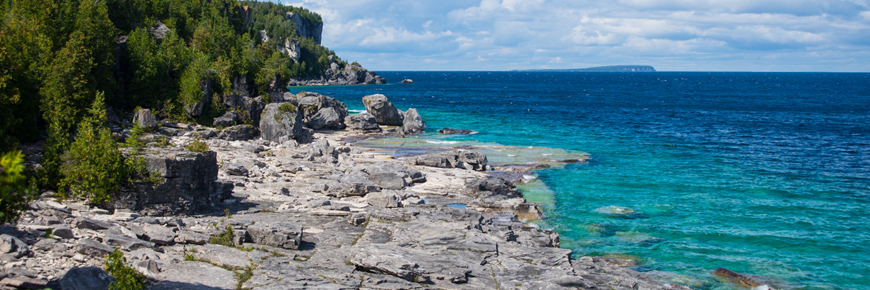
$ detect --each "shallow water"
[291,72,870,290]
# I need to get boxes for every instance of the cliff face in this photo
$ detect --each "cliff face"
[286,12,323,45]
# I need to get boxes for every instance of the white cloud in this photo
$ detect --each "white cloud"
[269,0,870,71]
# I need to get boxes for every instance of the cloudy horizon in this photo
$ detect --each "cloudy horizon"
[277,0,870,72]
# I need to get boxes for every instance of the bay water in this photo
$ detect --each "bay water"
[290,72,870,289]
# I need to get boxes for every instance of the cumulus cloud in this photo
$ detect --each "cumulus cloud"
[272,0,870,71]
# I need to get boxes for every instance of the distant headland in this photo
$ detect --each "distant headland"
[514,65,656,72]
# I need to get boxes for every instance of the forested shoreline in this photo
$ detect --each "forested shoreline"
[0,0,350,222]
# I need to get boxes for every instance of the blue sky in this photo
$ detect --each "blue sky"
[279,0,870,72]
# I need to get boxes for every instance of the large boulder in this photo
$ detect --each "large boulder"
[0,234,29,261]
[223,94,265,125]
[133,109,158,130]
[111,147,233,215]
[212,111,239,128]
[260,102,307,143]
[287,92,348,130]
[344,113,381,133]
[402,108,426,134]
[362,94,403,126]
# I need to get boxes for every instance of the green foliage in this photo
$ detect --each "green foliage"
[59,94,131,204]
[278,103,296,113]
[209,224,235,246]
[104,248,147,290]
[184,135,210,154]
[0,150,36,224]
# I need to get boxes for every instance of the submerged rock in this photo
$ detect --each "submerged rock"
[439,128,475,134]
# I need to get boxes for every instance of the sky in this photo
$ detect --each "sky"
[278,0,870,72]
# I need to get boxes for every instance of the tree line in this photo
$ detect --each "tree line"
[0,0,346,223]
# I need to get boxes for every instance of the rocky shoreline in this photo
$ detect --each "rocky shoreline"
[2,93,691,290]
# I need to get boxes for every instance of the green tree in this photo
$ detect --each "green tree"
[125,27,162,108]
[0,150,36,225]
[59,92,130,204]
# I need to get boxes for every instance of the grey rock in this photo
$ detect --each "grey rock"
[409,149,487,171]
[0,277,48,289]
[402,108,426,134]
[0,234,29,260]
[104,234,155,251]
[439,128,476,135]
[400,79,413,83]
[75,239,113,258]
[152,261,236,290]
[344,113,381,133]
[260,102,307,143]
[292,92,348,130]
[246,223,303,250]
[364,162,425,184]
[223,94,265,125]
[306,107,343,130]
[325,174,380,197]
[217,125,255,141]
[59,267,115,290]
[365,191,401,208]
[50,224,74,239]
[133,109,158,130]
[112,147,229,215]
[367,173,407,190]
[73,217,112,230]
[175,231,209,245]
[212,111,239,128]
[349,213,368,226]
[142,224,177,245]
[362,94,403,126]
[285,12,323,45]
[224,163,248,176]
[351,246,429,283]
[232,74,254,97]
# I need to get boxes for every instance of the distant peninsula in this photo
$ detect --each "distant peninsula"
[515,65,656,72]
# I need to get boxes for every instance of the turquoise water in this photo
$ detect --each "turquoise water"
[291,72,870,289]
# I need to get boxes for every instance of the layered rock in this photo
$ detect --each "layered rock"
[285,12,323,45]
[409,149,488,171]
[112,147,233,215]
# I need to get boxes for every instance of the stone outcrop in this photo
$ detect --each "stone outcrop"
[133,108,157,130]
[112,147,233,215]
[344,113,381,133]
[284,92,349,130]
[402,108,426,134]
[285,12,323,45]
[260,102,307,143]
[362,94,403,126]
[223,91,265,125]
[212,111,239,128]
[409,149,488,171]
[287,62,387,86]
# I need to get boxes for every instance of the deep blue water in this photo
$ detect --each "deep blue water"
[290,72,870,289]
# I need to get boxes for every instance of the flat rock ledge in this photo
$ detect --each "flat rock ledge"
[5,123,691,290]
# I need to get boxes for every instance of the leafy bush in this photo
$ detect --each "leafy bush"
[0,151,36,224]
[209,224,235,247]
[104,248,146,290]
[60,120,131,204]
[185,135,210,154]
[278,103,297,113]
